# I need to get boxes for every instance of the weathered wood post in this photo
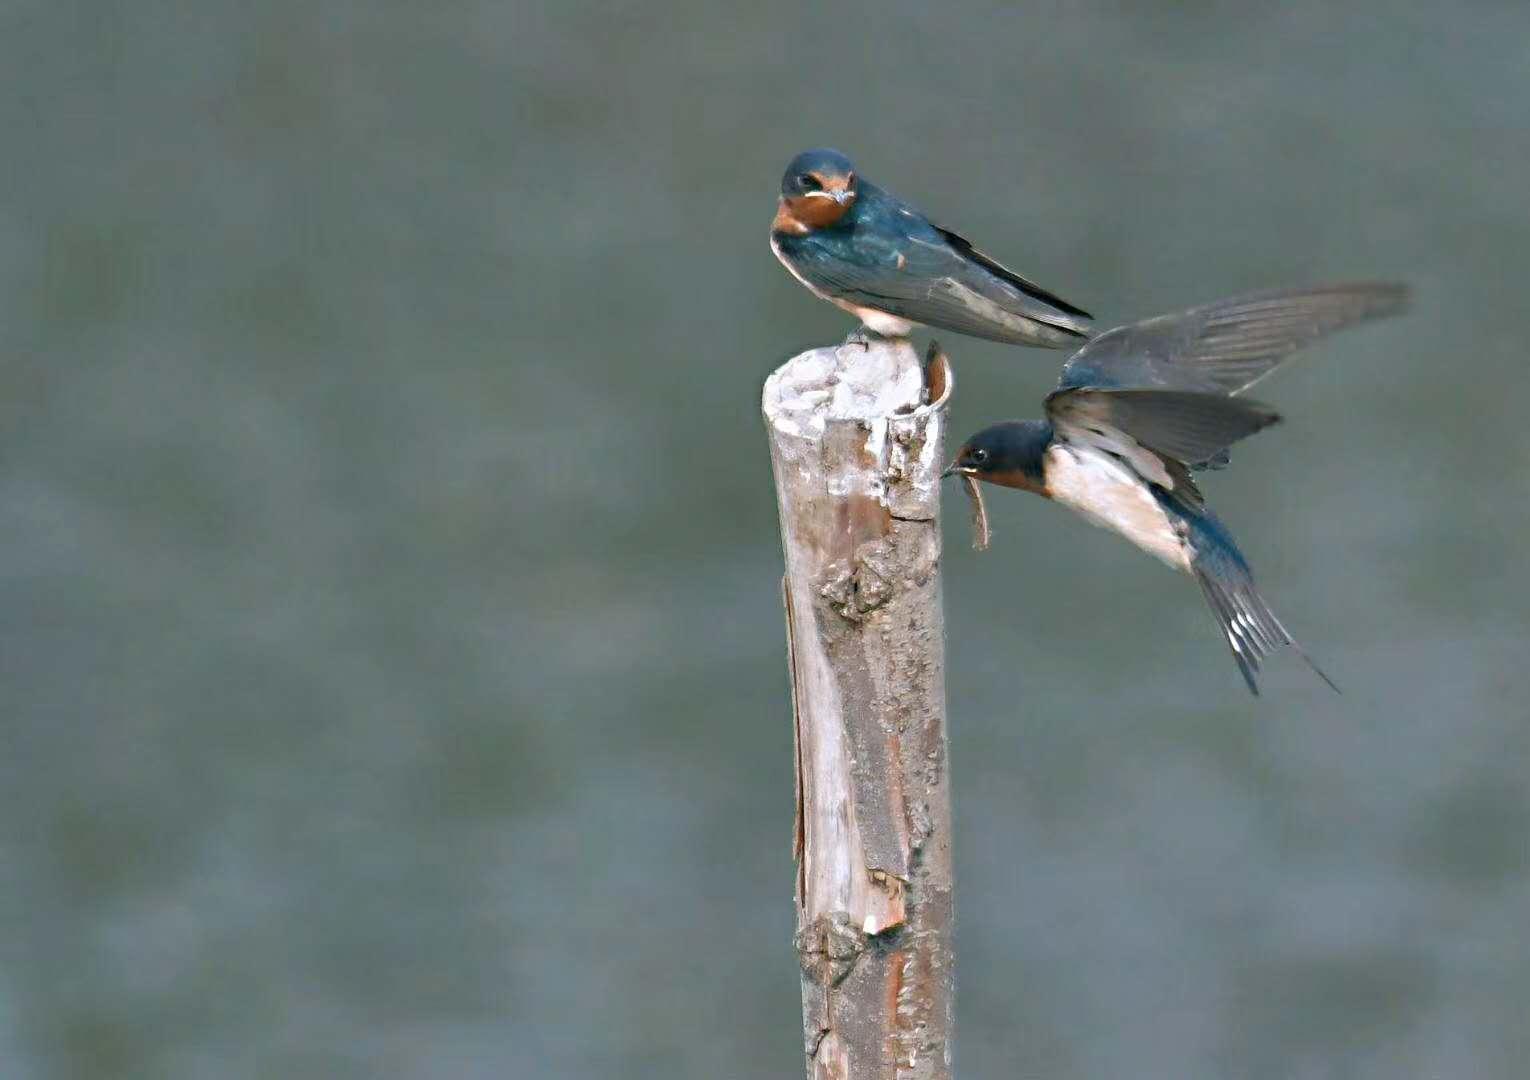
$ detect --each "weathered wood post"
[763,337,957,1080]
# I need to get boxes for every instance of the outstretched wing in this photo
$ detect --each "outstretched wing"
[1057,282,1408,394]
[1047,387,1281,467]
[782,183,1093,347]
[1046,387,1282,510]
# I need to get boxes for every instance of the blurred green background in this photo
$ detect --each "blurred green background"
[3,3,1528,1078]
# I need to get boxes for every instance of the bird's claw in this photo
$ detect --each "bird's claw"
[842,327,875,352]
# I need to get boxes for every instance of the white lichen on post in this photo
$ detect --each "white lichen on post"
[763,337,956,1080]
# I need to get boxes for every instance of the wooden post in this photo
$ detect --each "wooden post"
[763,337,957,1080]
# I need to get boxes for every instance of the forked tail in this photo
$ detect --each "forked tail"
[1178,504,1338,696]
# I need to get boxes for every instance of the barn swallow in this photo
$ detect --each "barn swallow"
[770,148,1092,348]
[944,282,1408,694]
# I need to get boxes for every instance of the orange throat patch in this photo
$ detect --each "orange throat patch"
[775,192,853,232]
[772,199,811,236]
[980,467,1048,497]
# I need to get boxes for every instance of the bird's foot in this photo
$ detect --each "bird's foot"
[842,327,880,352]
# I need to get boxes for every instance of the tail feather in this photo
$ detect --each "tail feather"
[1193,567,1341,695]
[1179,506,1338,696]
[1194,570,1263,694]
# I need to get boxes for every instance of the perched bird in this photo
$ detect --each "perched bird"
[944,283,1408,694]
[770,148,1092,349]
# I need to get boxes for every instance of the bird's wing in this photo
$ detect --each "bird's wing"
[928,223,1092,322]
[1056,282,1408,394]
[1046,387,1281,468]
[785,188,1092,346]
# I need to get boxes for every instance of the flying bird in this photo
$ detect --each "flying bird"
[944,283,1408,694]
[770,148,1092,349]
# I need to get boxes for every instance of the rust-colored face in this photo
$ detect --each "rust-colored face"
[776,169,858,232]
[945,459,1045,495]
[787,172,856,225]
[973,466,1047,496]
[943,421,1054,499]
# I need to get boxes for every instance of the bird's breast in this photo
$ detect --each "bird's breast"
[832,301,915,336]
[770,233,918,335]
[770,233,829,296]
[1044,445,1191,571]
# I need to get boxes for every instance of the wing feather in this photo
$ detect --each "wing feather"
[1046,388,1281,468]
[930,224,1092,320]
[1057,282,1408,393]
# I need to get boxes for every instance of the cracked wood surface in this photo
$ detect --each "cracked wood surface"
[763,338,956,1080]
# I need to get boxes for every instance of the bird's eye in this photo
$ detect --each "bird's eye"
[971,448,990,465]
[798,174,822,191]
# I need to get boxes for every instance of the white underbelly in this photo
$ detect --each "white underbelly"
[830,300,915,336]
[1045,445,1191,571]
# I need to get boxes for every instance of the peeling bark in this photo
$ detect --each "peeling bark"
[764,338,956,1080]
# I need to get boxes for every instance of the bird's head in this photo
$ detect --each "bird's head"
[943,420,1051,496]
[778,148,859,229]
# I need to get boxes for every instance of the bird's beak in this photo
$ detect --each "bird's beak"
[804,189,855,206]
[941,462,974,479]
